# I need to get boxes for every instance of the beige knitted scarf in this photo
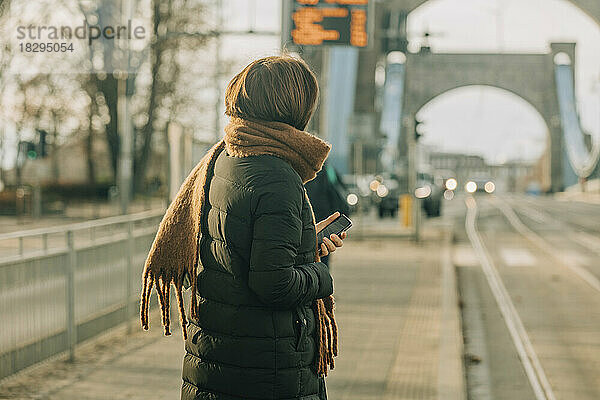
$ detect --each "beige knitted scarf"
[140,117,339,376]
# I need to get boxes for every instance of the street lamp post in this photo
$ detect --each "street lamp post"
[214,0,223,141]
[118,0,134,215]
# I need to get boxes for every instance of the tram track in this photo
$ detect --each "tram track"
[464,196,556,400]
[491,196,600,294]
[505,196,600,260]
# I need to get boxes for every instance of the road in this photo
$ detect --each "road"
[449,193,600,399]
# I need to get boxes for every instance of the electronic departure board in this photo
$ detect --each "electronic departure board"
[289,0,370,47]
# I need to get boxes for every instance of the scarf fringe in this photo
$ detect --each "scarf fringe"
[140,141,225,340]
[313,295,338,376]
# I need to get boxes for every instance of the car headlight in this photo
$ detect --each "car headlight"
[415,185,432,199]
[347,193,359,205]
[465,181,477,193]
[369,180,380,192]
[445,178,458,191]
[376,184,389,198]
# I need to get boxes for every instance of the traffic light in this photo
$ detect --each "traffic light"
[414,117,424,141]
[17,131,49,163]
[19,141,37,160]
[26,142,37,159]
[381,10,408,53]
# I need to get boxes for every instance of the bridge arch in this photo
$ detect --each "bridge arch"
[401,48,566,191]
[412,84,550,128]
[415,85,551,188]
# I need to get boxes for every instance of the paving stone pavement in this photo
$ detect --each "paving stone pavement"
[0,228,465,400]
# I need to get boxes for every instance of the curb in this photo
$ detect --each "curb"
[438,227,467,400]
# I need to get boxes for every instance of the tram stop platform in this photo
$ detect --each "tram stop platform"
[0,226,465,400]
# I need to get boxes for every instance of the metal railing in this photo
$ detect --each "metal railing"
[0,209,165,380]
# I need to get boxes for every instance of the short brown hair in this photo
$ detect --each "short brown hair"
[224,55,319,131]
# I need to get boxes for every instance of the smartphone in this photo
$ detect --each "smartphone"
[317,213,353,246]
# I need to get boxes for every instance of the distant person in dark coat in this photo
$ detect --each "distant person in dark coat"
[305,162,350,266]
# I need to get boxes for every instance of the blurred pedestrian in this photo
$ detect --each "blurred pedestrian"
[140,55,346,400]
[305,162,350,267]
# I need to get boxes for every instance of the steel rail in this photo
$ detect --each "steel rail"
[465,196,556,400]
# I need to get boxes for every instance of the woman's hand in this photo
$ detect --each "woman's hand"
[319,232,346,257]
[316,212,347,257]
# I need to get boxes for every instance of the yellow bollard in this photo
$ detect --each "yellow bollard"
[400,194,412,227]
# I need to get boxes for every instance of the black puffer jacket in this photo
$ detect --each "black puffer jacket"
[181,149,334,400]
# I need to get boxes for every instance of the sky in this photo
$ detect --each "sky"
[408,0,600,164]
[221,0,600,165]
[2,0,598,168]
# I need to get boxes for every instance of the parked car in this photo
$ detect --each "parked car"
[465,177,496,194]
[373,172,443,218]
[373,175,401,218]
[416,172,443,217]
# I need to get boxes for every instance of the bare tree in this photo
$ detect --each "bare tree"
[76,0,209,193]
[0,0,215,194]
[0,0,84,187]
[132,0,208,194]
